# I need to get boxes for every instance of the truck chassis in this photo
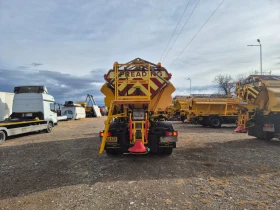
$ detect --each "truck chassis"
[0,120,53,144]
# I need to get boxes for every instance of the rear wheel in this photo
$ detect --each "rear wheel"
[105,149,114,155]
[263,132,274,141]
[163,147,173,155]
[180,115,186,122]
[210,117,222,128]
[0,131,6,145]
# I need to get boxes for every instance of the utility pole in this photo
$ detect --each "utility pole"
[187,78,191,95]
[248,39,263,75]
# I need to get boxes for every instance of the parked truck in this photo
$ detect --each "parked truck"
[185,94,240,128]
[99,58,178,155]
[165,104,177,120]
[0,86,57,144]
[173,95,191,122]
[234,75,280,140]
[61,101,86,120]
[0,92,14,121]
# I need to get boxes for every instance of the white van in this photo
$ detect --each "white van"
[61,101,86,120]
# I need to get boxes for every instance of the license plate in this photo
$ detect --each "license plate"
[263,124,275,132]
[106,137,117,142]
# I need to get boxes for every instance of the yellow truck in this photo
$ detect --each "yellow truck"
[99,58,178,155]
[165,104,176,120]
[234,75,280,140]
[173,95,191,122]
[185,94,239,128]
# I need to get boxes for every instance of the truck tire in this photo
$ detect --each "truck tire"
[180,115,186,122]
[163,147,173,155]
[105,149,115,155]
[46,122,53,133]
[263,132,274,141]
[210,116,222,128]
[0,131,6,145]
[105,148,122,155]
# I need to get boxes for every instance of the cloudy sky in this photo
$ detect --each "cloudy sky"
[0,0,280,105]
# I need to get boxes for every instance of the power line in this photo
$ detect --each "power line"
[159,0,191,61]
[163,0,201,61]
[170,0,225,67]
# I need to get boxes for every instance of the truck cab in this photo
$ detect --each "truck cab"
[10,86,57,126]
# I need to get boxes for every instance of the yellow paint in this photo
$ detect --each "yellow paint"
[150,83,175,114]
[0,120,44,127]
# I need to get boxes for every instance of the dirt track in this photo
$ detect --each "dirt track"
[0,117,280,210]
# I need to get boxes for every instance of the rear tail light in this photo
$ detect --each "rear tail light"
[99,132,112,137]
[165,131,178,137]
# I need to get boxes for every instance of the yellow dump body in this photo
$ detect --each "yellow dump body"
[101,58,175,115]
[76,102,87,107]
[174,96,190,112]
[186,96,239,121]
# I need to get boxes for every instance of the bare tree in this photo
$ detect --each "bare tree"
[235,73,247,83]
[213,74,233,96]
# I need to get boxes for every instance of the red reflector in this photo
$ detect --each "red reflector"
[165,132,172,137]
[107,132,112,137]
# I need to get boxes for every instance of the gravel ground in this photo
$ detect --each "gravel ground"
[0,117,280,210]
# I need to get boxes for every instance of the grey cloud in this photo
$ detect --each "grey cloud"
[0,0,280,91]
[31,63,43,67]
[0,67,106,105]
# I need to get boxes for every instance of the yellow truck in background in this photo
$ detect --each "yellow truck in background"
[99,58,178,155]
[234,75,280,140]
[165,103,176,120]
[185,94,239,128]
[173,95,191,122]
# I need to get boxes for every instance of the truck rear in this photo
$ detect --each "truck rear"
[99,58,178,155]
[234,75,280,140]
